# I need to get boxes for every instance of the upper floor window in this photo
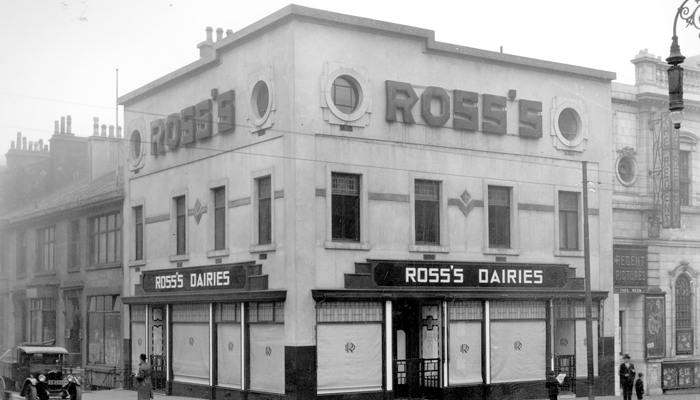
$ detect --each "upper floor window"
[89,212,122,265]
[67,220,80,270]
[676,274,693,355]
[415,180,440,245]
[213,188,226,250]
[257,177,272,245]
[680,150,691,206]
[332,76,359,114]
[16,231,26,278]
[488,186,511,248]
[134,206,143,261]
[559,192,580,250]
[36,226,55,272]
[175,196,187,255]
[332,173,360,242]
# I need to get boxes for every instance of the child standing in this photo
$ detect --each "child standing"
[635,372,644,400]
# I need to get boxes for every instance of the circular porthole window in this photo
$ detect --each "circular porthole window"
[252,80,270,119]
[130,130,142,166]
[616,154,638,186]
[558,108,580,140]
[331,76,360,114]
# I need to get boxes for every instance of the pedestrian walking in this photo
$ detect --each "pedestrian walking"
[136,353,153,400]
[546,370,560,400]
[619,354,636,400]
[635,372,644,400]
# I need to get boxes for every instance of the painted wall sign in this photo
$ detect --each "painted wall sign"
[372,261,568,288]
[150,89,235,157]
[613,245,647,292]
[385,80,543,138]
[142,263,246,293]
[645,296,665,358]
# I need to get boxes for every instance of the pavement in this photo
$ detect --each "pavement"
[6,389,700,400]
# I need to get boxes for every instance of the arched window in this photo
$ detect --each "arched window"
[676,274,693,355]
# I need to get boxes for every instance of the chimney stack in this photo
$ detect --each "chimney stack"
[109,125,115,138]
[67,115,72,135]
[29,141,33,151]
[117,126,122,139]
[38,139,43,150]
[22,136,27,150]
[216,28,223,41]
[101,124,107,137]
[93,117,99,136]
[226,29,233,37]
[16,132,21,149]
[60,116,65,134]
[197,26,214,57]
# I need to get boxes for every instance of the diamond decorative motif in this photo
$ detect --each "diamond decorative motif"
[460,190,471,204]
[193,198,204,224]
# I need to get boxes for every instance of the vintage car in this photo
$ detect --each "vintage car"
[0,343,81,400]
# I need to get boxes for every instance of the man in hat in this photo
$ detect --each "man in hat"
[136,353,153,400]
[619,354,635,400]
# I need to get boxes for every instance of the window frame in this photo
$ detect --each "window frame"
[67,219,81,270]
[87,294,122,365]
[409,175,449,253]
[88,211,122,267]
[249,169,276,253]
[325,165,370,250]
[679,150,691,207]
[556,189,583,256]
[16,230,26,278]
[29,298,56,343]
[207,181,230,258]
[675,273,694,355]
[36,226,55,272]
[170,191,188,261]
[483,181,519,255]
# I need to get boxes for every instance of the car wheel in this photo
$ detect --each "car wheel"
[25,385,37,400]
[70,385,82,400]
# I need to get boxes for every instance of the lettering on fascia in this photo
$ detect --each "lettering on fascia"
[385,80,543,138]
[151,89,235,157]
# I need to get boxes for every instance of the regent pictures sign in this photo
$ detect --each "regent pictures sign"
[142,264,246,293]
[613,246,647,293]
[373,261,568,288]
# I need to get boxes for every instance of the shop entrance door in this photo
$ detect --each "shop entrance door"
[393,300,441,399]
[149,306,166,392]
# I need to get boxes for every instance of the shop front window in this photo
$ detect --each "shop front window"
[87,295,122,365]
[29,298,56,343]
[215,303,241,388]
[249,302,284,394]
[172,304,210,385]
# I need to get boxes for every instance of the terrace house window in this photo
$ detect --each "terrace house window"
[29,298,56,342]
[89,212,122,265]
[36,226,55,272]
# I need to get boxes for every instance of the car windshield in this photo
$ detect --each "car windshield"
[29,353,61,365]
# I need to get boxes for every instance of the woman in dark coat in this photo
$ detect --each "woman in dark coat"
[136,353,153,400]
[546,370,560,400]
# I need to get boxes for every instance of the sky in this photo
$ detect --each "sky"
[0,0,699,166]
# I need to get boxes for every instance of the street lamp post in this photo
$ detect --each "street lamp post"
[667,0,700,129]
